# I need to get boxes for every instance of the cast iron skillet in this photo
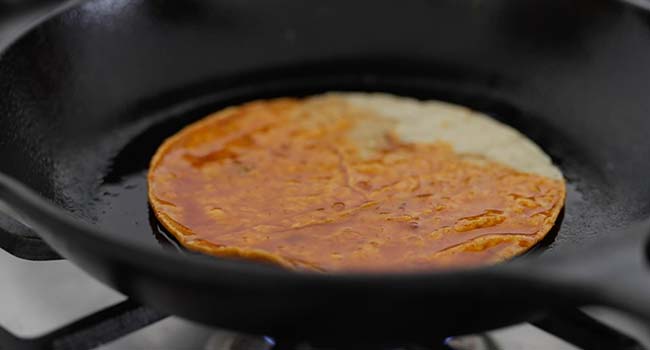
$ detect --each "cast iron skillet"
[1,0,650,344]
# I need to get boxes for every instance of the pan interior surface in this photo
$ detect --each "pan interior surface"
[66,74,602,258]
[0,68,630,259]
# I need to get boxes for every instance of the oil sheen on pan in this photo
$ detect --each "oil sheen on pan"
[148,93,566,272]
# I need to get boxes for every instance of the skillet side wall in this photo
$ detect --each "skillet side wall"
[0,0,649,342]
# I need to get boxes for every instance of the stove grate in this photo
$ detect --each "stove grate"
[0,299,165,350]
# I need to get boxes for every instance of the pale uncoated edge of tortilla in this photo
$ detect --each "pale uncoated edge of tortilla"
[336,92,563,180]
[148,92,566,270]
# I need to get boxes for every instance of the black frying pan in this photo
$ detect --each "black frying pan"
[1,0,650,345]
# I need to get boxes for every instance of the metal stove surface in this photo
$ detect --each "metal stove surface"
[1,247,649,350]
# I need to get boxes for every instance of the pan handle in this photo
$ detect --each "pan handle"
[0,201,61,260]
[0,174,61,260]
[519,219,650,322]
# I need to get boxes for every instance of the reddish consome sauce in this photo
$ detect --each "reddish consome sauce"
[148,97,565,272]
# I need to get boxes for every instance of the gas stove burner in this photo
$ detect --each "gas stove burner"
[445,335,498,350]
[204,332,275,350]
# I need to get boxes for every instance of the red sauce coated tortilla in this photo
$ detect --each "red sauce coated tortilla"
[148,96,565,272]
